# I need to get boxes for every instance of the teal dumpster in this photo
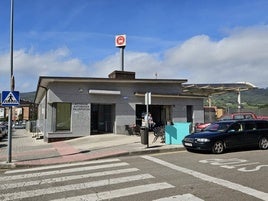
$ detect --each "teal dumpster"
[165,122,191,144]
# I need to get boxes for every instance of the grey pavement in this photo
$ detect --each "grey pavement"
[0,129,184,169]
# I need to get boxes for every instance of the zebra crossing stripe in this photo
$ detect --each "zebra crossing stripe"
[0,174,154,201]
[153,193,204,201]
[0,162,129,181]
[4,158,121,174]
[51,182,174,201]
[0,168,139,190]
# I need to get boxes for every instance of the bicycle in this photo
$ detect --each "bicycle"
[127,124,141,136]
[152,126,165,143]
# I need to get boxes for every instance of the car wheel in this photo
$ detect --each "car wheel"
[259,137,268,150]
[212,141,225,154]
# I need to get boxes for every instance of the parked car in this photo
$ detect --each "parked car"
[12,121,26,129]
[0,122,8,140]
[0,125,8,136]
[194,122,211,132]
[182,119,268,154]
[195,112,268,132]
[219,112,268,121]
[0,129,4,140]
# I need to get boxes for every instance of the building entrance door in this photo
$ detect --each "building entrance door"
[91,104,114,134]
[135,104,172,127]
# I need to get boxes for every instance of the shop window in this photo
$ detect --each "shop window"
[54,103,71,131]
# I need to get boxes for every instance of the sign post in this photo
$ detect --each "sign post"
[145,92,151,148]
[2,91,20,163]
[145,92,151,127]
[5,0,15,164]
[115,34,126,71]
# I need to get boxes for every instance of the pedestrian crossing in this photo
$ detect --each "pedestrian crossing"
[51,183,173,201]
[0,158,202,201]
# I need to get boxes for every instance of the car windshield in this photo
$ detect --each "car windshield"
[204,122,233,132]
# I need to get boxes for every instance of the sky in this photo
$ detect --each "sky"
[1,0,268,92]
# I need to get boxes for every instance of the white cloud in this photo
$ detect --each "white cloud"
[92,26,268,88]
[13,47,87,76]
[1,25,268,92]
[136,26,268,87]
[91,51,163,79]
[0,47,89,92]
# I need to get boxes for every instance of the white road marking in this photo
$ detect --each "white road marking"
[50,182,174,201]
[0,174,154,201]
[142,155,268,201]
[199,158,266,171]
[199,158,247,165]
[0,168,139,190]
[153,193,204,201]
[231,162,260,167]
[238,165,268,172]
[0,162,129,181]
[4,158,120,174]
[221,162,260,169]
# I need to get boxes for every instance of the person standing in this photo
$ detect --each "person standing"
[148,113,155,130]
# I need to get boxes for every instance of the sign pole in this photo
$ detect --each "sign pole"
[146,94,149,148]
[115,35,126,71]
[120,46,125,71]
[7,0,14,163]
[145,92,151,148]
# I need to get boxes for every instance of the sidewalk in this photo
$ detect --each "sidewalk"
[0,129,184,168]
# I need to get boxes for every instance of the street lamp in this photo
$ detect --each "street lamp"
[7,0,14,163]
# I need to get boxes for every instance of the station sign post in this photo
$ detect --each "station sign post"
[115,34,126,71]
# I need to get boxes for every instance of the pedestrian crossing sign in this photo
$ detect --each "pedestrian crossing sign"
[1,91,20,106]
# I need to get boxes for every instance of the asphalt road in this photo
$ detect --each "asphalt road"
[0,149,267,201]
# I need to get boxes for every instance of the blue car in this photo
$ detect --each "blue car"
[182,119,268,154]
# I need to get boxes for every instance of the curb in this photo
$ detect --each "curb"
[0,162,16,169]
[128,146,185,156]
[0,147,185,169]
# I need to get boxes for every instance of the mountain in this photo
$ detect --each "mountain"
[20,91,36,102]
[211,88,268,108]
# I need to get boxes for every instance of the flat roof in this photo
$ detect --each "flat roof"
[34,75,257,104]
[34,76,188,103]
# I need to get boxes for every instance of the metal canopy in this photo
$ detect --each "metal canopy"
[181,82,257,96]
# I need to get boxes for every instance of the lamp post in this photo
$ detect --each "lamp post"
[7,0,14,163]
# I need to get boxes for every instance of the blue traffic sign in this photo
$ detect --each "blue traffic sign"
[1,91,20,106]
